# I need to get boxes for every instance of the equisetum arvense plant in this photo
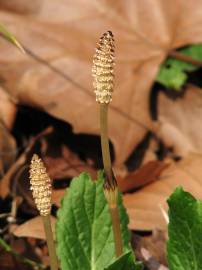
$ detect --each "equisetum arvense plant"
[92,31,123,257]
[29,31,123,270]
[29,154,58,270]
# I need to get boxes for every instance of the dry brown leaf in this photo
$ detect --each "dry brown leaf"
[133,230,167,268]
[0,87,17,129]
[117,161,168,193]
[158,85,202,157]
[52,188,66,207]
[0,0,41,14]
[1,1,202,165]
[0,87,17,176]
[0,122,16,176]
[0,126,53,198]
[0,238,39,270]
[44,144,97,180]
[142,137,159,164]
[13,216,56,240]
[123,153,202,231]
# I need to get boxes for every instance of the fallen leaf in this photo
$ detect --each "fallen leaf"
[0,86,17,129]
[17,143,99,210]
[44,144,97,180]
[157,85,202,157]
[0,126,53,198]
[0,87,17,177]
[133,230,167,269]
[0,121,16,176]
[51,189,66,207]
[142,137,159,165]
[13,216,56,240]
[0,237,42,270]
[1,1,202,165]
[42,161,168,211]
[0,245,32,270]
[117,161,168,193]
[123,153,202,230]
[0,0,41,14]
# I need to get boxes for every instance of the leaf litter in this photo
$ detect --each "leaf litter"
[1,1,202,269]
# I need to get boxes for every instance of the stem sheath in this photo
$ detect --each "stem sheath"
[42,215,58,270]
[109,206,123,257]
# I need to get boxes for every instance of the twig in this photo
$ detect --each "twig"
[0,126,53,198]
[0,237,45,270]
[169,50,202,67]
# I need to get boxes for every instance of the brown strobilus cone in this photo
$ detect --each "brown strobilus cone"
[29,154,58,270]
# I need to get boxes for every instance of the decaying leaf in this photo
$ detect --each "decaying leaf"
[0,127,53,198]
[0,87,17,129]
[0,121,16,176]
[123,153,202,230]
[51,189,66,207]
[0,0,41,14]
[158,85,202,157]
[43,144,97,180]
[134,230,167,267]
[0,88,17,176]
[117,161,168,193]
[13,216,56,240]
[1,1,202,165]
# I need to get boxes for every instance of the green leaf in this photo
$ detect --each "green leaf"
[156,44,202,90]
[0,23,24,52]
[56,172,133,270]
[104,252,143,270]
[167,187,202,270]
